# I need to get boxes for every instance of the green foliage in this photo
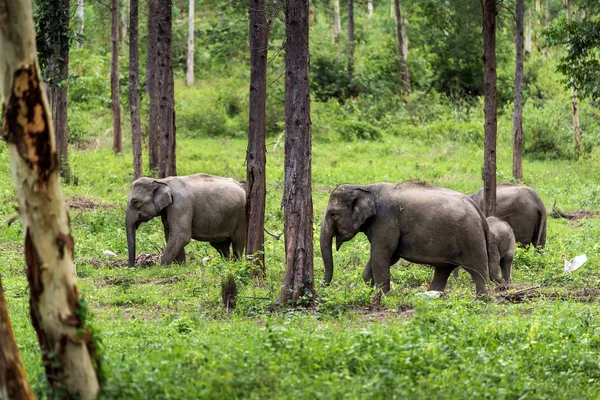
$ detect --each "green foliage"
[34,0,73,84]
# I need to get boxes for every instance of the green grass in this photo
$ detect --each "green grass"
[3,131,600,399]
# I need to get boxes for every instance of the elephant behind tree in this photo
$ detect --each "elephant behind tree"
[320,181,502,296]
[126,174,246,267]
[470,183,547,247]
[487,216,516,283]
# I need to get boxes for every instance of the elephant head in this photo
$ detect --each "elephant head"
[320,186,376,283]
[126,177,173,267]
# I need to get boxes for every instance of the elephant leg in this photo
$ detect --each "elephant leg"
[488,247,503,284]
[161,217,191,265]
[462,265,489,296]
[369,244,393,293]
[500,254,513,283]
[211,241,231,259]
[362,261,374,286]
[428,264,455,292]
[231,226,245,260]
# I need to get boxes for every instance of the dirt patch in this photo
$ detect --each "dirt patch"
[98,275,181,288]
[67,196,116,211]
[496,285,600,303]
[80,253,161,269]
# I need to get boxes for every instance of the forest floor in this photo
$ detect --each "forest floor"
[3,136,600,398]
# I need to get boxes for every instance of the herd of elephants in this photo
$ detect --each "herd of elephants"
[125,174,547,296]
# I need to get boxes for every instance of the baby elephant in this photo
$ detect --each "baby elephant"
[487,216,515,283]
[126,173,246,267]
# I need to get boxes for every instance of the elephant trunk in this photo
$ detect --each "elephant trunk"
[320,217,334,283]
[126,212,138,267]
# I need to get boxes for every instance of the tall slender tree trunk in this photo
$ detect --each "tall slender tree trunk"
[347,0,355,77]
[393,0,410,92]
[278,0,315,304]
[111,0,123,154]
[246,0,270,274]
[0,281,35,400]
[483,0,497,217]
[368,0,373,16]
[147,0,159,172]
[513,0,524,180]
[525,8,531,54]
[77,0,84,49]
[130,0,143,179]
[186,0,195,86]
[333,0,341,43]
[152,0,176,178]
[542,0,549,57]
[120,0,127,44]
[0,0,102,397]
[54,0,71,183]
[566,0,581,151]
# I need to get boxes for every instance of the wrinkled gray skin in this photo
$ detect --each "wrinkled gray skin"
[487,216,515,283]
[470,183,547,247]
[126,174,246,267]
[320,181,502,295]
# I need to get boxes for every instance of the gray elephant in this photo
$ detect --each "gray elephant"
[470,183,547,247]
[320,181,501,295]
[487,216,515,283]
[126,174,246,267]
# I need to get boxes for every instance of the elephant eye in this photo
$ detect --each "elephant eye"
[329,212,338,220]
[133,200,142,208]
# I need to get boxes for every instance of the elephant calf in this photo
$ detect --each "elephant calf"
[320,181,500,295]
[487,216,515,283]
[126,174,246,267]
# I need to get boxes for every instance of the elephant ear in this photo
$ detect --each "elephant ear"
[351,189,376,230]
[153,182,173,213]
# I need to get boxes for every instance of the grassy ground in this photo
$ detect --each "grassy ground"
[3,134,600,399]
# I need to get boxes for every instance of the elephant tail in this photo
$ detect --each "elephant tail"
[532,202,547,247]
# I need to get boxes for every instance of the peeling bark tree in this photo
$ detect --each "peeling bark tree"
[0,0,102,398]
[279,0,315,304]
[393,0,410,92]
[146,0,159,172]
[111,0,123,154]
[129,0,143,178]
[186,0,194,86]
[347,0,355,77]
[512,0,524,180]
[0,281,35,400]
[149,0,176,178]
[483,0,497,217]
[246,0,270,273]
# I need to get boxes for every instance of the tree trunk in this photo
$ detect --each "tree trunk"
[120,0,128,44]
[0,1,102,397]
[542,0,549,57]
[525,8,531,54]
[111,0,123,154]
[0,281,35,400]
[565,0,581,151]
[77,0,84,49]
[152,0,176,178]
[333,0,341,43]
[393,0,410,92]
[53,0,71,183]
[186,0,195,86]
[278,0,315,304]
[147,0,159,172]
[368,0,373,16]
[129,0,143,179]
[246,0,270,274]
[512,0,524,180]
[483,0,497,217]
[347,0,354,77]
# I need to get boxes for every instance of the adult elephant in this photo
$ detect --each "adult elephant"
[126,174,246,267]
[469,183,547,247]
[320,181,501,295]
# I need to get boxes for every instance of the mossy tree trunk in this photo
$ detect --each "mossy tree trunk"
[279,0,315,304]
[0,0,102,397]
